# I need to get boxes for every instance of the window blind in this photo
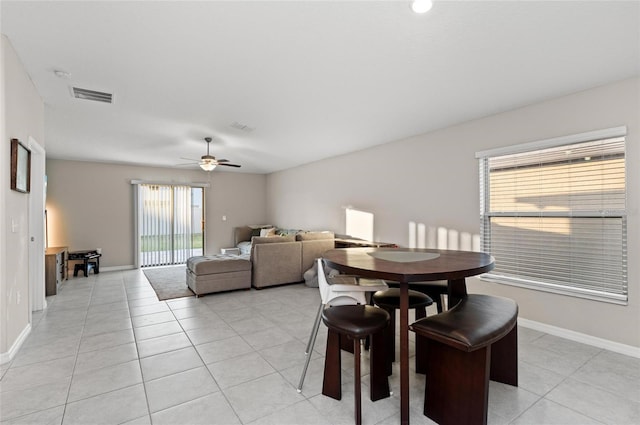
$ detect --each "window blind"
[137,184,200,267]
[478,130,627,303]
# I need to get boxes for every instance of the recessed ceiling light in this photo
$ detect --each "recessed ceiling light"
[411,0,433,14]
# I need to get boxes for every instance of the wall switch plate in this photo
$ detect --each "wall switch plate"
[11,218,18,233]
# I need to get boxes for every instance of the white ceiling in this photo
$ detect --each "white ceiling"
[2,1,639,174]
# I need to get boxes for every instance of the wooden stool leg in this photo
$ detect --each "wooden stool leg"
[384,307,395,375]
[490,324,518,386]
[340,332,354,353]
[424,340,490,425]
[414,307,427,374]
[322,329,342,400]
[369,330,391,401]
[435,294,444,313]
[354,339,362,425]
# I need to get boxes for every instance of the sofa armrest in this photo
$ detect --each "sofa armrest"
[251,242,303,288]
[234,226,253,246]
[301,239,335,275]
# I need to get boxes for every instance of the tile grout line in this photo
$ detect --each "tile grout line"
[58,274,96,425]
[126,272,156,425]
[168,292,245,424]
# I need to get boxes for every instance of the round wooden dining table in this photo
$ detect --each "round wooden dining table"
[322,247,495,425]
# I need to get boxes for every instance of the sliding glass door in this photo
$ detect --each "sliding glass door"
[137,184,204,267]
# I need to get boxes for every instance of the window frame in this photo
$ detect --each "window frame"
[476,126,628,304]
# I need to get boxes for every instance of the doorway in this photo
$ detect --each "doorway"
[137,184,204,267]
[28,137,46,314]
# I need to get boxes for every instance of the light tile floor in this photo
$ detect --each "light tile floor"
[1,269,638,424]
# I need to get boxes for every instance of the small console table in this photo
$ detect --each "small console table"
[334,238,397,248]
[45,246,68,295]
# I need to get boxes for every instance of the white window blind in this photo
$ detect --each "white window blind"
[477,128,627,303]
[136,184,204,267]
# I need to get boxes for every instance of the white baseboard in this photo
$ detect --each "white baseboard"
[0,323,32,365]
[519,318,640,359]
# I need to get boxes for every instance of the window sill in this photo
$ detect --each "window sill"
[479,274,628,306]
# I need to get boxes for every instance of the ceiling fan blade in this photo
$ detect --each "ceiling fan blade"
[218,163,241,168]
[180,157,200,161]
[216,159,230,163]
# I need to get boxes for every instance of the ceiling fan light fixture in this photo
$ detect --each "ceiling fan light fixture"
[183,137,240,171]
[200,161,216,171]
[411,0,433,14]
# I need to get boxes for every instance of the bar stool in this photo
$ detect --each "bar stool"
[410,281,448,313]
[297,259,388,392]
[387,280,448,313]
[321,304,390,425]
[410,294,518,424]
[372,288,433,374]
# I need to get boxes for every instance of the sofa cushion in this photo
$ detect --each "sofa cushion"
[187,255,251,275]
[296,231,335,241]
[252,235,295,244]
[276,228,301,236]
[260,227,277,237]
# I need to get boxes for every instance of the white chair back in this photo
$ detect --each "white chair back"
[318,258,389,306]
[318,258,367,306]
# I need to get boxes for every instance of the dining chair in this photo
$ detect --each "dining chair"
[297,258,388,392]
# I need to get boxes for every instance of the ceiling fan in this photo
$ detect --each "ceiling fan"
[179,137,241,171]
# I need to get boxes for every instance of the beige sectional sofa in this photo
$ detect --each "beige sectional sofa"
[233,226,335,289]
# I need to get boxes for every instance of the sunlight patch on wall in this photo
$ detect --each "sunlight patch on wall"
[345,208,374,241]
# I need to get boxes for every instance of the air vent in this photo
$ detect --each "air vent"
[230,121,255,132]
[72,87,113,103]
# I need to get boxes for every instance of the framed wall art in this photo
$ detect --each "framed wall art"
[11,138,31,193]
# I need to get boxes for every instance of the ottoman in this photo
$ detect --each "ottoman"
[186,254,252,297]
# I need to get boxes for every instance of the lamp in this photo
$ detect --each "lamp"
[411,0,433,14]
[200,160,216,172]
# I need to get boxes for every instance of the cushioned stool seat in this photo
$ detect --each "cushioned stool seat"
[386,280,448,313]
[186,254,251,297]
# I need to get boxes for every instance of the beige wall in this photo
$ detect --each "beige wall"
[1,36,45,356]
[267,77,640,348]
[45,160,267,268]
